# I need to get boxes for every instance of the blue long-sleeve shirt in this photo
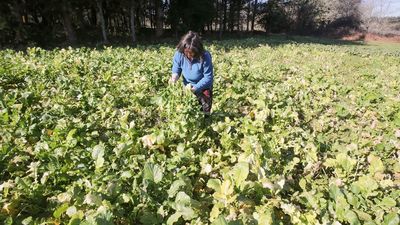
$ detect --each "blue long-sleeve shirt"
[171,50,214,93]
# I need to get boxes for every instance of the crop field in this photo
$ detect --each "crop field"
[1,36,400,224]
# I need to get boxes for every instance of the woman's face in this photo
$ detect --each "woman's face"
[184,48,194,60]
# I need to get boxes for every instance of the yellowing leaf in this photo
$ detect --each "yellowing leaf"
[368,154,385,175]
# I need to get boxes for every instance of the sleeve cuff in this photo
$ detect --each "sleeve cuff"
[192,85,201,93]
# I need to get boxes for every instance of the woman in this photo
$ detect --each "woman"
[170,31,214,115]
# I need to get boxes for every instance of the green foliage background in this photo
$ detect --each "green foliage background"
[1,36,399,224]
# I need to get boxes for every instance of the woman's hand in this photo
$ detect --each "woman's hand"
[184,84,196,93]
[184,83,196,93]
[169,77,176,84]
[169,74,179,84]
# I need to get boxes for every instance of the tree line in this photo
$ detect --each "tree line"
[1,0,363,47]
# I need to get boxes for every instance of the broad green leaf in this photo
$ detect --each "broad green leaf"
[168,177,191,197]
[83,193,102,206]
[212,216,228,225]
[207,179,221,191]
[364,222,377,225]
[53,203,69,219]
[379,197,396,208]
[230,162,249,188]
[368,155,385,175]
[175,191,191,205]
[4,217,12,225]
[177,143,185,153]
[92,144,105,169]
[140,212,162,225]
[354,210,372,221]
[255,211,274,225]
[329,184,342,200]
[66,129,77,147]
[168,180,185,197]
[324,152,357,177]
[345,191,359,207]
[383,213,399,225]
[68,217,81,225]
[89,206,114,225]
[302,191,319,209]
[21,216,33,225]
[143,163,163,183]
[329,185,350,220]
[345,210,360,225]
[177,204,197,220]
[120,171,133,179]
[337,153,356,176]
[351,175,379,197]
[220,180,234,196]
[167,212,181,225]
[210,205,221,220]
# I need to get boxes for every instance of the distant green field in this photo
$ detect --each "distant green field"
[364,40,400,51]
[1,36,399,224]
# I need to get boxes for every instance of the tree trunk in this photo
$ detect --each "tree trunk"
[75,5,86,29]
[246,1,250,32]
[237,0,242,31]
[223,0,227,31]
[124,16,129,34]
[135,4,141,30]
[61,0,77,44]
[155,0,163,37]
[8,1,25,43]
[130,0,137,46]
[219,0,225,39]
[90,7,97,26]
[111,18,115,36]
[96,0,108,44]
[150,3,154,29]
[139,1,143,28]
[229,0,234,31]
[214,0,219,32]
[251,0,257,32]
[33,10,41,24]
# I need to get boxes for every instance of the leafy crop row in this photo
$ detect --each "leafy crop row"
[1,38,399,224]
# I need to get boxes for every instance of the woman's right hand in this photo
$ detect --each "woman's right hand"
[169,74,179,84]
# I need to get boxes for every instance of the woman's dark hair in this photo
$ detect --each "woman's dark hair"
[176,31,205,60]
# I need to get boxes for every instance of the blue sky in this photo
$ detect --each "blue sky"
[361,0,400,17]
[262,0,400,17]
[386,0,400,16]
[264,0,400,17]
